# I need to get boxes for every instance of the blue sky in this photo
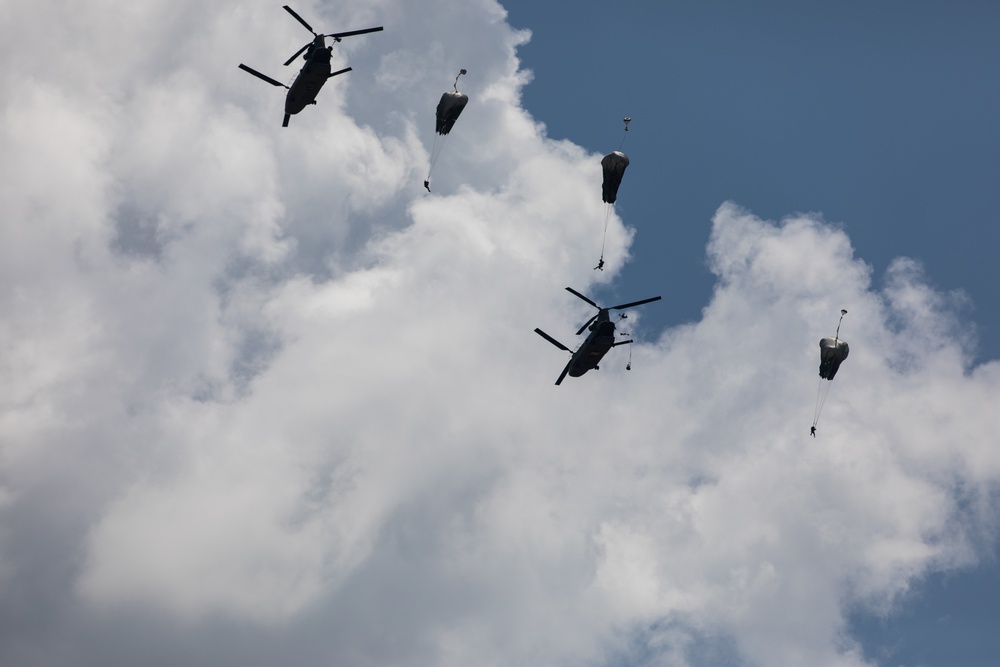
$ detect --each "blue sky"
[502,1,1000,664]
[2,1,999,665]
[504,0,1000,360]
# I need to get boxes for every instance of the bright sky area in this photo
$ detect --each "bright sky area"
[1,1,998,665]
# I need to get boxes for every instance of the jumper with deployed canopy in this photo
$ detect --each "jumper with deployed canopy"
[811,309,849,436]
[596,117,630,270]
[424,69,468,192]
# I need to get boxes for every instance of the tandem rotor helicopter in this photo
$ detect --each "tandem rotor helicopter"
[535,288,661,385]
[239,5,383,127]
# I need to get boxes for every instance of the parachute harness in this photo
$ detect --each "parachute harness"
[597,117,631,271]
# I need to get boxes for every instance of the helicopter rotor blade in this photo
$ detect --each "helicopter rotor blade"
[610,296,662,311]
[326,26,384,39]
[534,328,570,352]
[283,5,316,35]
[565,287,599,309]
[612,339,634,347]
[575,314,599,336]
[283,42,312,66]
[238,63,288,88]
[328,66,352,78]
[555,362,572,386]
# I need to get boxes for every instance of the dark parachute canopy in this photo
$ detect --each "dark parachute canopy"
[818,337,850,380]
[425,69,468,192]
[435,90,468,135]
[601,150,630,204]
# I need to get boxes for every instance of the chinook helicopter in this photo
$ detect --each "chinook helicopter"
[535,287,661,385]
[238,5,383,127]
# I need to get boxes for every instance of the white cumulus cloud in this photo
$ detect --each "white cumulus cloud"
[0,1,998,666]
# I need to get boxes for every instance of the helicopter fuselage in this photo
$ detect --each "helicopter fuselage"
[286,38,333,115]
[567,317,618,378]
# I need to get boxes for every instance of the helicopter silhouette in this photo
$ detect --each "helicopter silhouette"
[238,5,383,127]
[535,287,661,385]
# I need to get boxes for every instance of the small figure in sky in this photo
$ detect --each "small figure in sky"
[810,426,817,438]
[594,258,605,271]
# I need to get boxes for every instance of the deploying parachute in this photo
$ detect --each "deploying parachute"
[596,117,631,270]
[812,309,849,436]
[424,69,468,192]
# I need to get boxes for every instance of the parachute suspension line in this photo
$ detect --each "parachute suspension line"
[835,308,847,343]
[427,133,444,176]
[618,116,631,150]
[425,134,445,191]
[813,376,832,429]
[596,203,613,270]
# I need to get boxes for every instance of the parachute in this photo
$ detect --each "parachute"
[424,69,468,192]
[601,151,630,204]
[595,117,631,270]
[812,309,849,435]
[818,337,850,380]
[435,91,468,135]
